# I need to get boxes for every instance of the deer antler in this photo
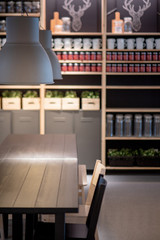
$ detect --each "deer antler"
[138,0,151,16]
[123,0,134,12]
[63,0,74,12]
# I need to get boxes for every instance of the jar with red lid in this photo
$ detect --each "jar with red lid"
[158,64,160,72]
[106,64,111,72]
[67,63,73,71]
[97,63,102,72]
[123,52,129,61]
[61,63,67,72]
[79,51,85,60]
[134,64,140,72]
[135,52,140,61]
[123,64,128,72]
[91,51,96,60]
[73,63,79,71]
[152,52,158,61]
[79,63,84,72]
[117,64,122,72]
[91,63,96,72]
[111,52,117,61]
[111,64,117,72]
[85,63,91,72]
[147,52,152,61]
[85,52,90,60]
[62,51,68,60]
[140,52,146,61]
[129,64,134,72]
[73,51,79,60]
[68,51,73,60]
[106,52,111,61]
[128,52,134,61]
[140,64,145,72]
[158,53,160,61]
[152,64,157,72]
[117,52,123,61]
[146,64,151,72]
[96,51,102,60]
[56,51,62,60]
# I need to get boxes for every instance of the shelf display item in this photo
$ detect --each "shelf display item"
[0,1,6,13]
[16,1,22,13]
[136,38,145,50]
[124,114,132,136]
[22,91,40,110]
[0,20,6,32]
[73,38,82,49]
[115,114,123,137]
[126,38,135,49]
[50,12,63,33]
[106,114,113,137]
[92,38,102,49]
[153,115,160,137]
[62,17,71,32]
[155,38,160,49]
[124,17,132,33]
[146,38,154,49]
[144,114,152,137]
[112,12,124,33]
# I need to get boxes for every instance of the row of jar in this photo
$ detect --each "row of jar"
[106,64,160,73]
[0,1,40,13]
[106,52,160,61]
[106,114,160,137]
[61,63,102,72]
[52,38,102,50]
[107,38,160,50]
[0,38,6,48]
[56,51,102,61]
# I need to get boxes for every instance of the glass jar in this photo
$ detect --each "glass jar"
[134,64,140,73]
[135,52,140,61]
[111,52,117,61]
[154,115,160,137]
[141,52,146,61]
[73,63,79,71]
[117,52,123,61]
[73,51,79,60]
[91,63,96,72]
[61,63,67,72]
[147,52,152,61]
[32,1,40,13]
[68,51,73,60]
[123,52,128,61]
[16,1,22,13]
[0,20,6,32]
[111,64,117,72]
[96,51,102,60]
[7,1,15,13]
[134,114,142,137]
[62,17,71,32]
[91,51,96,60]
[124,114,132,136]
[123,64,128,72]
[152,64,157,72]
[85,51,90,60]
[24,1,32,13]
[67,63,73,71]
[56,51,62,60]
[144,114,152,137]
[129,64,134,72]
[124,17,132,33]
[106,114,114,137]
[84,63,90,72]
[153,52,158,61]
[140,64,145,72]
[128,52,134,61]
[96,63,102,72]
[106,52,111,61]
[62,51,68,60]
[106,64,111,72]
[0,2,6,13]
[115,114,123,136]
[117,64,122,72]
[79,51,85,60]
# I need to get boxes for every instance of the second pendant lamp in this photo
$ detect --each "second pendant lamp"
[0,16,53,85]
[39,30,62,81]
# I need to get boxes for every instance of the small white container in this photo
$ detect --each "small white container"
[2,98,21,110]
[22,98,40,110]
[44,98,62,110]
[62,98,80,110]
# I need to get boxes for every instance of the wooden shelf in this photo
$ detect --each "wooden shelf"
[61,71,102,75]
[106,86,160,90]
[105,137,160,140]
[52,32,102,36]
[60,60,103,63]
[53,49,103,52]
[0,85,41,89]
[106,61,160,63]
[0,13,40,17]
[0,32,6,36]
[106,32,160,36]
[106,108,160,112]
[45,85,102,89]
[106,49,160,52]
[105,166,160,170]
[106,72,160,75]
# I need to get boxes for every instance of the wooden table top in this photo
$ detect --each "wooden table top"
[0,134,78,214]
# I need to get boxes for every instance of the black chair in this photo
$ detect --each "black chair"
[34,174,107,240]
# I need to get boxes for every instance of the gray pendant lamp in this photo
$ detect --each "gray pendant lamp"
[0,16,53,85]
[39,30,62,80]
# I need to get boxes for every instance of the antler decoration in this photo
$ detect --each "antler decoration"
[123,0,151,32]
[63,0,91,32]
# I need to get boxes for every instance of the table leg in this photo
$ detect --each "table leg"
[12,214,23,240]
[55,213,65,240]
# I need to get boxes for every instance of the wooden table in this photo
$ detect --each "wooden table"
[0,134,78,240]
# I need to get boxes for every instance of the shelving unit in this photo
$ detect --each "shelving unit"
[0,0,160,170]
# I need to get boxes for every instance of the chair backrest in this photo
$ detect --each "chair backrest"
[85,160,106,205]
[86,175,107,240]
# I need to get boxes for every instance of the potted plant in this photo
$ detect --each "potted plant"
[136,148,160,167]
[108,148,135,167]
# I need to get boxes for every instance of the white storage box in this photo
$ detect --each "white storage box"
[82,98,100,110]
[22,98,40,110]
[0,97,1,109]
[62,98,80,110]
[44,98,62,110]
[2,98,21,110]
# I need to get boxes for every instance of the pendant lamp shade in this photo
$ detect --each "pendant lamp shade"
[39,30,62,80]
[0,17,53,85]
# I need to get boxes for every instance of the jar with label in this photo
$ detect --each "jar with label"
[158,53,160,61]
[134,114,142,137]
[96,52,102,60]
[73,63,79,71]
[85,63,90,72]
[85,52,90,60]
[124,114,132,136]
[135,52,140,61]
[106,52,111,61]
[32,1,40,13]
[68,51,73,60]
[152,64,157,72]
[158,64,160,72]
[106,114,114,137]
[91,63,96,72]
[106,64,111,72]
[61,63,67,72]
[96,63,102,72]
[16,1,22,13]
[111,64,117,72]
[111,52,117,61]
[117,64,122,72]
[62,17,71,32]
[147,52,152,61]
[79,63,84,72]
[123,52,128,61]
[7,1,15,13]
[123,64,128,72]
[128,52,134,61]
[67,63,73,71]
[144,114,152,137]
[146,64,151,72]
[0,2,6,13]
[79,51,85,60]
[124,17,132,33]
[134,64,140,72]
[129,64,134,72]
[62,51,68,60]
[115,114,123,136]
[24,1,32,13]
[56,51,62,60]
[140,52,146,61]
[140,64,145,72]
[117,52,123,61]
[73,51,79,60]
[153,52,158,61]
[91,51,96,60]
[0,20,6,32]
[153,115,160,137]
